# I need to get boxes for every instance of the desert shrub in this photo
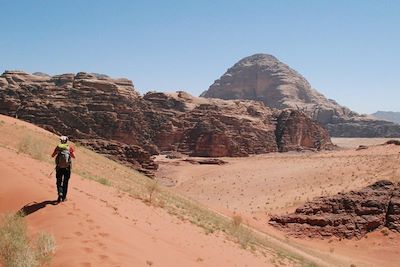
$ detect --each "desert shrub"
[145,180,160,203]
[34,232,56,265]
[231,214,243,229]
[0,213,55,267]
[97,177,111,186]
[17,135,44,160]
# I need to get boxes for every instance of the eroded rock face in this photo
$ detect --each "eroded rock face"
[0,71,333,173]
[202,54,400,137]
[0,71,157,173]
[270,180,400,238]
[276,109,332,152]
[143,92,333,156]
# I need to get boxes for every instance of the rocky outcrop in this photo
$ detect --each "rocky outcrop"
[0,71,333,173]
[372,111,400,125]
[0,71,157,173]
[78,139,158,176]
[276,110,332,152]
[270,180,400,238]
[143,92,333,156]
[201,54,400,137]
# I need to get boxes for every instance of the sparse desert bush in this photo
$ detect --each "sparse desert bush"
[17,134,44,161]
[97,177,112,186]
[0,213,55,267]
[231,214,243,229]
[34,232,56,265]
[381,228,389,236]
[145,180,160,203]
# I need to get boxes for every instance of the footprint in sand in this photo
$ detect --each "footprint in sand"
[95,240,106,248]
[83,247,94,253]
[98,232,109,237]
[98,255,109,260]
[74,231,83,237]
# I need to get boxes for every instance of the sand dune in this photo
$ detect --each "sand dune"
[2,114,399,267]
[0,115,275,267]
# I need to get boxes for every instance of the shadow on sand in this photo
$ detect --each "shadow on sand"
[18,200,59,217]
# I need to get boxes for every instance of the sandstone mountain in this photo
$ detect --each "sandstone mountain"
[201,54,400,137]
[372,111,400,125]
[270,180,400,238]
[0,71,333,173]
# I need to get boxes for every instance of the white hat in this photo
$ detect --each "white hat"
[60,136,68,143]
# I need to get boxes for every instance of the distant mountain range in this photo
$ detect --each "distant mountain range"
[201,54,400,137]
[371,111,400,124]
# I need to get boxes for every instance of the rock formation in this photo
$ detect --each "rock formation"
[143,91,333,156]
[201,54,400,137]
[0,70,333,174]
[270,180,400,238]
[372,111,400,125]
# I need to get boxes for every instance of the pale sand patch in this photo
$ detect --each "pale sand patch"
[156,142,400,267]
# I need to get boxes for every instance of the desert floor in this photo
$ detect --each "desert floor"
[156,137,400,267]
[0,115,284,267]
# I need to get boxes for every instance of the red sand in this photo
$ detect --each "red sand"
[0,115,273,267]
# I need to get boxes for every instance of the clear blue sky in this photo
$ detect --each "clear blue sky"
[1,0,399,114]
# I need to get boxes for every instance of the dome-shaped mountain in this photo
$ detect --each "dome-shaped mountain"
[202,54,400,137]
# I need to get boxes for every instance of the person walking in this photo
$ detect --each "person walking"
[51,136,75,202]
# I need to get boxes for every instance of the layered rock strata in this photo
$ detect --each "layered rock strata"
[0,71,333,173]
[201,54,400,137]
[270,180,400,238]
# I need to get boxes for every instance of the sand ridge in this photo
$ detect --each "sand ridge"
[0,115,276,267]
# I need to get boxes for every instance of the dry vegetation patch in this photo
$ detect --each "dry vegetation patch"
[0,213,55,267]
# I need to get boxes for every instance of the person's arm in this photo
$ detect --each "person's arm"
[69,146,76,159]
[51,147,58,157]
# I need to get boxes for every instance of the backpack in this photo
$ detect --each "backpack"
[56,144,71,168]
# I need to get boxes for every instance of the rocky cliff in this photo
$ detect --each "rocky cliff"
[0,71,333,173]
[201,54,400,137]
[270,180,400,238]
[372,111,400,125]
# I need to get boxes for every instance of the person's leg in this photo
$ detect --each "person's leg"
[62,168,71,201]
[56,168,63,201]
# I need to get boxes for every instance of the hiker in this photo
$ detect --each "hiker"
[51,136,75,202]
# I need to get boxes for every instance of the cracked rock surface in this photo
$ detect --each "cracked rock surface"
[270,180,400,238]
